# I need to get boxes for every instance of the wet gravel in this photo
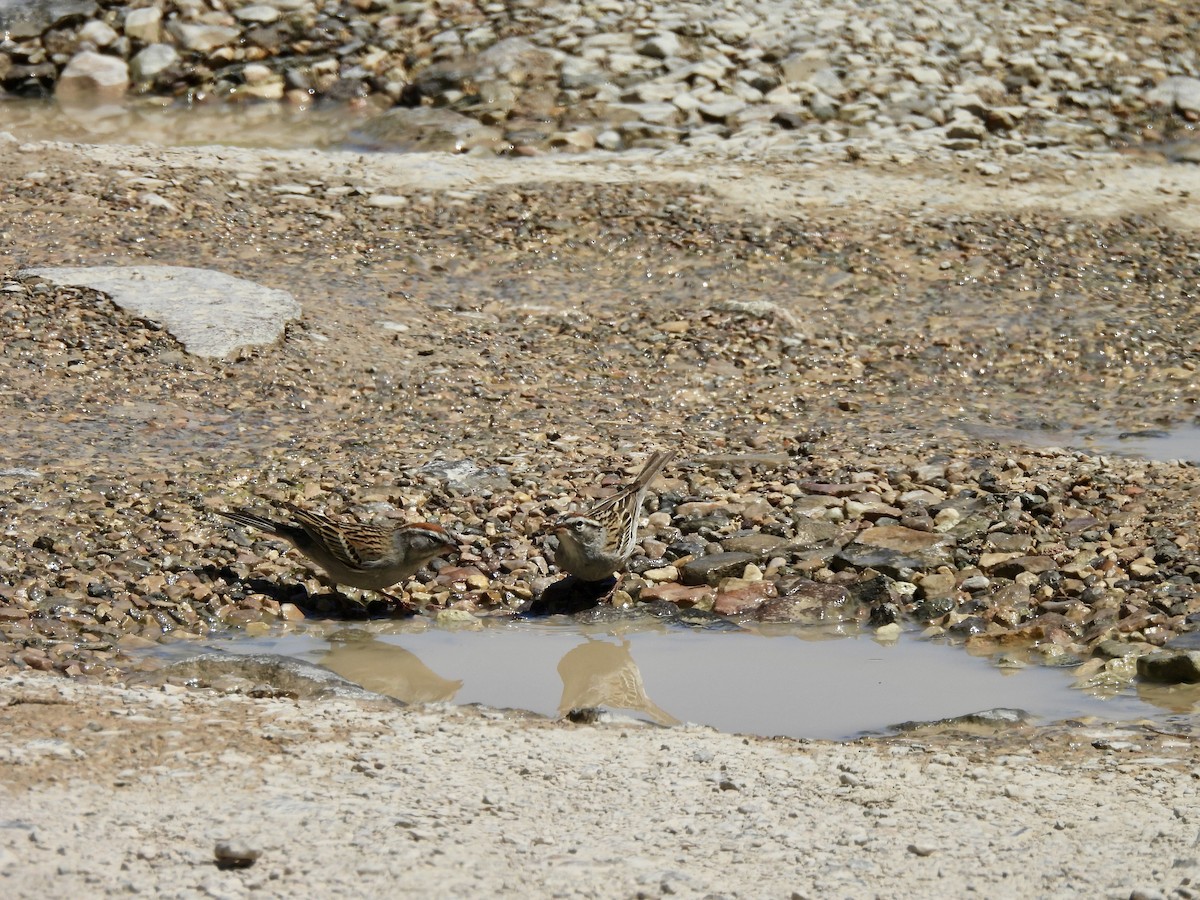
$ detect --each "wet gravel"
[1,127,1200,701]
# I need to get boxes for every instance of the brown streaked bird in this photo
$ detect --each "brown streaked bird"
[550,450,674,582]
[212,501,457,600]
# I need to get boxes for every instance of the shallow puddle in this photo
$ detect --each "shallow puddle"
[151,621,1172,740]
[966,422,1200,462]
[1,97,366,150]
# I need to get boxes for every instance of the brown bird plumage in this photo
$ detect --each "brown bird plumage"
[214,501,457,595]
[551,450,674,582]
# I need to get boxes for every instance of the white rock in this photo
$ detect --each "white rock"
[78,20,118,47]
[233,4,281,24]
[123,7,163,44]
[23,265,301,360]
[637,32,683,60]
[365,194,409,209]
[1145,75,1200,115]
[167,22,241,53]
[56,51,129,103]
[129,44,178,82]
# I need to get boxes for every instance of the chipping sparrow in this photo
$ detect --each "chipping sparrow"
[551,450,673,582]
[212,501,457,598]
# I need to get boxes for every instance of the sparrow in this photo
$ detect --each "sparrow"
[550,450,673,582]
[212,501,457,600]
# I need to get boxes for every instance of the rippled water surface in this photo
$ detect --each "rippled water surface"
[153,621,1174,740]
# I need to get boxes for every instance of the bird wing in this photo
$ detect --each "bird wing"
[282,502,380,569]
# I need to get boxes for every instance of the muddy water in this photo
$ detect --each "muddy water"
[1,97,366,149]
[966,423,1200,463]
[155,621,1167,740]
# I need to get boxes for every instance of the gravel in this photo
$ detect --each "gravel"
[1,671,1198,898]
[1,2,1200,891]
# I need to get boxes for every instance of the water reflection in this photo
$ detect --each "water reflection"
[316,630,679,725]
[321,634,462,704]
[964,421,1200,462]
[182,622,1176,739]
[557,638,678,726]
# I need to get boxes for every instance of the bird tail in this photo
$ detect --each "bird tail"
[630,449,674,490]
[212,507,291,539]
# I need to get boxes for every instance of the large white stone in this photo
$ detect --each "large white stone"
[123,6,163,43]
[56,51,129,103]
[24,265,301,359]
[130,44,179,82]
[167,22,241,53]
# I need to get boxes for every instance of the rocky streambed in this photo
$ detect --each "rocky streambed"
[3,2,1200,893]
[1,127,1199,712]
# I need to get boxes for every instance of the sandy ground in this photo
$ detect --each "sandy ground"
[1,670,1198,899]
[3,133,1200,897]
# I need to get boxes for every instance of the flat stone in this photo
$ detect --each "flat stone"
[756,580,851,623]
[678,552,758,586]
[986,556,1057,579]
[835,526,956,575]
[722,533,787,556]
[714,581,777,616]
[1095,639,1156,661]
[24,265,300,359]
[638,583,715,608]
[987,532,1033,552]
[800,482,860,497]
[166,22,242,53]
[233,3,280,23]
[348,107,504,153]
[1137,651,1200,684]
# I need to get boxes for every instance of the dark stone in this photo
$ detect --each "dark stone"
[772,110,806,129]
[868,602,899,626]
[989,556,1057,579]
[947,615,988,636]
[664,539,706,560]
[892,707,1030,733]
[523,575,616,617]
[912,595,960,624]
[1137,650,1200,684]
[847,573,899,607]
[678,552,757,586]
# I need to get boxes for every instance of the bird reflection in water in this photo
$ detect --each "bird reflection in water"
[319,634,463,704]
[557,637,679,726]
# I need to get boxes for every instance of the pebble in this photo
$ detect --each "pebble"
[213,839,261,869]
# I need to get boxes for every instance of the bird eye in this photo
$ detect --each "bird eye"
[572,521,585,531]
